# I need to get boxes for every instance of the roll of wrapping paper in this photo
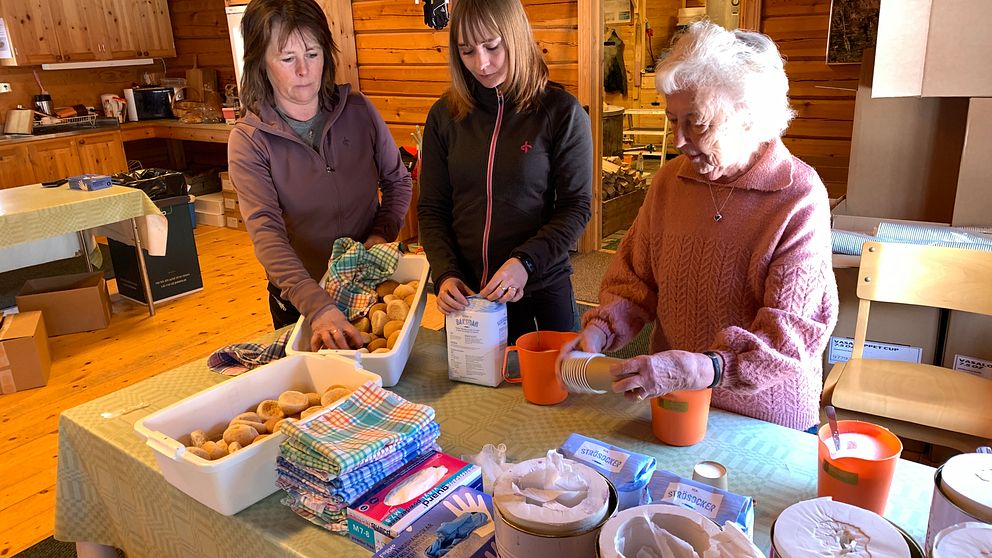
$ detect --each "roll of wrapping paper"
[875,222,992,252]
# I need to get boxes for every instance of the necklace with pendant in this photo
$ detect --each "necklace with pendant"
[707,183,735,222]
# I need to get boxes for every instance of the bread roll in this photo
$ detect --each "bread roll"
[386,330,401,350]
[370,310,388,336]
[321,386,352,406]
[383,319,404,339]
[392,284,415,299]
[306,392,321,407]
[189,429,208,447]
[403,294,415,308]
[383,294,397,304]
[234,411,262,423]
[223,424,259,447]
[187,446,210,460]
[368,338,387,352]
[372,347,390,354]
[376,280,399,298]
[352,317,371,333]
[231,418,267,435]
[370,302,387,316]
[256,400,284,422]
[278,391,309,415]
[386,299,409,321]
[300,406,324,420]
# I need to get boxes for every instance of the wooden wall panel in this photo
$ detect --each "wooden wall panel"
[168,0,238,94]
[353,0,580,146]
[764,0,857,198]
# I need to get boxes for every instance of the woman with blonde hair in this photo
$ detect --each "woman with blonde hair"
[418,0,592,342]
[562,21,838,431]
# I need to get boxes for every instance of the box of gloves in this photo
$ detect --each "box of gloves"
[373,485,496,558]
[348,451,483,551]
[286,253,430,387]
[644,468,755,539]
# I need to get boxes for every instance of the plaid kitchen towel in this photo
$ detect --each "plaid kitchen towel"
[277,422,441,504]
[279,381,435,476]
[279,492,349,533]
[324,237,401,320]
[206,329,290,376]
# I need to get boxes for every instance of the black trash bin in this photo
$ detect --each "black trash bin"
[108,195,204,303]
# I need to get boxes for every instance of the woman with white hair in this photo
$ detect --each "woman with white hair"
[562,21,838,431]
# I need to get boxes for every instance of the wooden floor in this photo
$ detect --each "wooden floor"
[0,225,443,556]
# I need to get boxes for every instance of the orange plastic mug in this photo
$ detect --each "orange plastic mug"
[650,388,712,446]
[817,420,902,515]
[502,331,576,405]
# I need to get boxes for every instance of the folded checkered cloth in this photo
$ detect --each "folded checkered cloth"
[278,422,441,505]
[279,493,349,533]
[324,237,401,320]
[279,381,435,476]
[206,330,290,376]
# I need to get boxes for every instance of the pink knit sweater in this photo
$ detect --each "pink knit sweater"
[584,139,838,430]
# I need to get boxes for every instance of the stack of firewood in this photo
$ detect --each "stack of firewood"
[601,157,648,201]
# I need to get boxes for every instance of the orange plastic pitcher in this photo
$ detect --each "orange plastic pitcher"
[651,388,712,446]
[502,330,576,405]
[817,420,903,515]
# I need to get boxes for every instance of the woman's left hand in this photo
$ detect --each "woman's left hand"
[609,350,716,402]
[479,258,528,303]
[364,234,388,249]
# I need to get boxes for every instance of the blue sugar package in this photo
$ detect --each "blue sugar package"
[558,433,657,510]
[374,485,496,558]
[645,468,755,539]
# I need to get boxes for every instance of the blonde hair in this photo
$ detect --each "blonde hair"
[445,0,548,120]
[655,21,795,143]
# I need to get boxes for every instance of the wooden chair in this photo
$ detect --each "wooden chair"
[822,241,992,453]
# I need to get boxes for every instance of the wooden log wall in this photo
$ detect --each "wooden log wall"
[352,0,579,147]
[763,0,858,198]
[167,0,238,93]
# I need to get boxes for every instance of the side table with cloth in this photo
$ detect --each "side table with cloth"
[55,329,936,557]
[0,184,165,315]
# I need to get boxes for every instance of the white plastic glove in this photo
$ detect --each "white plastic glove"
[442,491,496,539]
[610,350,716,401]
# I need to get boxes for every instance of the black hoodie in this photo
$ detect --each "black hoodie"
[418,83,593,293]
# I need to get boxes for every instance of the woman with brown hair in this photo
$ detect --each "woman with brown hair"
[228,0,412,350]
[418,0,593,343]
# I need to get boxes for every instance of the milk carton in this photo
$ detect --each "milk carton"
[445,297,507,387]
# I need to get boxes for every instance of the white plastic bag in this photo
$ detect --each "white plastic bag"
[463,443,510,495]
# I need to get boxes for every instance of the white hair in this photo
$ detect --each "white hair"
[655,21,795,143]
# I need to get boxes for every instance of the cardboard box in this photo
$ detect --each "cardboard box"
[16,272,111,336]
[224,213,247,232]
[374,486,496,558]
[0,311,52,394]
[942,311,992,376]
[222,193,240,213]
[347,452,483,551]
[220,171,235,192]
[108,196,204,304]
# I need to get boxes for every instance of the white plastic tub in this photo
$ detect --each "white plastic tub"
[286,254,430,387]
[133,353,382,515]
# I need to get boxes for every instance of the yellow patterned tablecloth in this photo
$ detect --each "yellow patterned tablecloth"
[0,184,160,248]
[55,328,936,557]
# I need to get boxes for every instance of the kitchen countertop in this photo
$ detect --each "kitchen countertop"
[0,119,235,145]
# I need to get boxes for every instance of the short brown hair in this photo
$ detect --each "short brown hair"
[240,0,339,114]
[445,0,548,120]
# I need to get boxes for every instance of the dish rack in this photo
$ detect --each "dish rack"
[33,114,98,133]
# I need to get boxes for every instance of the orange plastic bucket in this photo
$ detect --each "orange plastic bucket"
[650,388,712,446]
[817,420,903,515]
[502,331,576,406]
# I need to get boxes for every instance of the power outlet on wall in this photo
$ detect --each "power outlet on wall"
[0,83,12,93]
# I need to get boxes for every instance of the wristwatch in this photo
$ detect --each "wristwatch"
[512,252,536,275]
[702,351,723,389]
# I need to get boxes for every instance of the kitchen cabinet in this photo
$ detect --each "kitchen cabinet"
[0,131,128,189]
[0,144,35,189]
[0,0,175,66]
[0,0,103,65]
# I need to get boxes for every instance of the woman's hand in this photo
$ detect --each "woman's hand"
[609,350,716,402]
[556,324,608,374]
[436,277,474,314]
[309,305,363,351]
[479,258,528,304]
[364,234,388,249]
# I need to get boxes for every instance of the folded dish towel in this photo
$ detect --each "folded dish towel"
[279,381,436,476]
[324,237,401,320]
[205,329,290,376]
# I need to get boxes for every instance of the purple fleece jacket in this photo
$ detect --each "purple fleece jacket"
[583,139,838,430]
[228,84,412,319]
